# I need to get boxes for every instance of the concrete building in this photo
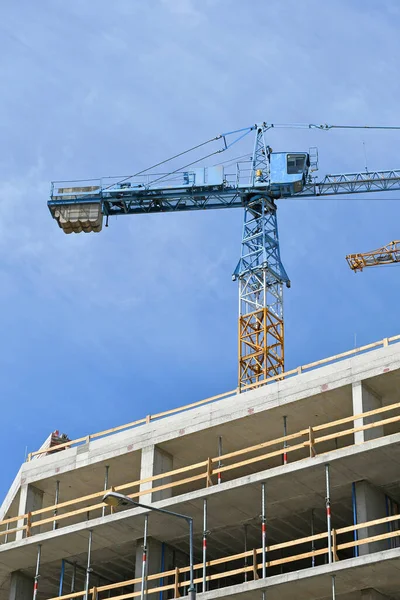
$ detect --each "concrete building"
[1,337,400,600]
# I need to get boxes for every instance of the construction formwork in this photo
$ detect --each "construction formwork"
[2,337,400,600]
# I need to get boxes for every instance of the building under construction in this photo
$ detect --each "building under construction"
[1,335,400,600]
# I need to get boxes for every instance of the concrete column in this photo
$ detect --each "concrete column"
[139,446,173,503]
[134,538,164,596]
[355,481,388,556]
[16,484,44,540]
[361,589,389,600]
[352,382,383,444]
[9,571,33,600]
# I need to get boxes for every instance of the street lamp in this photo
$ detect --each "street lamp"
[102,492,196,600]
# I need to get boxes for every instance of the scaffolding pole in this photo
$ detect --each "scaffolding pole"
[331,575,336,600]
[85,531,93,600]
[102,466,110,518]
[59,559,65,597]
[325,465,332,564]
[32,544,41,600]
[311,509,316,567]
[244,524,248,582]
[352,482,359,557]
[53,480,60,530]
[283,416,288,465]
[71,562,77,593]
[217,436,223,484]
[203,499,207,592]
[261,483,267,579]
[141,515,149,600]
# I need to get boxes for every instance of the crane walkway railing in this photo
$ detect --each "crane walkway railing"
[3,398,400,543]
[44,511,400,600]
[27,334,400,461]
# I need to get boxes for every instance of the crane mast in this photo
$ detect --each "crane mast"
[347,240,400,271]
[48,122,400,392]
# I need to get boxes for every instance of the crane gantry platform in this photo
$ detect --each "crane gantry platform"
[48,121,400,390]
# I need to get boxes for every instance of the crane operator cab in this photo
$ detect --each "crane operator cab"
[267,152,311,196]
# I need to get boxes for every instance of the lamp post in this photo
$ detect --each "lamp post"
[102,492,195,600]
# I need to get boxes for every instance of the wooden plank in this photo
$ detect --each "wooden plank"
[313,401,400,433]
[337,512,400,535]
[47,591,86,600]
[265,546,328,568]
[0,513,27,526]
[108,583,176,600]
[30,436,87,457]
[253,548,259,580]
[314,414,400,446]
[89,418,147,439]
[215,440,308,475]
[338,528,400,551]
[206,457,213,487]
[33,502,104,528]
[332,529,338,562]
[214,428,309,464]
[0,525,27,538]
[308,426,316,457]
[152,389,237,420]
[174,567,181,598]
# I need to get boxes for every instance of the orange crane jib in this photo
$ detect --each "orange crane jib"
[346,241,400,272]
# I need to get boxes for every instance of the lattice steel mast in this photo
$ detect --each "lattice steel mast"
[233,126,290,388]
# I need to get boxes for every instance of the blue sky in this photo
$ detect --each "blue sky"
[1,0,400,500]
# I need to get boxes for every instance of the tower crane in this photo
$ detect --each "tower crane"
[48,122,400,391]
[346,240,400,272]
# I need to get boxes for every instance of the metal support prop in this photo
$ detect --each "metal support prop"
[102,466,110,518]
[53,480,60,530]
[261,483,267,578]
[71,562,77,593]
[59,559,65,597]
[202,499,207,592]
[189,518,195,600]
[283,416,288,465]
[325,465,332,564]
[32,544,41,600]
[85,530,93,600]
[244,524,248,582]
[141,516,149,600]
[352,482,359,557]
[331,575,336,600]
[217,437,222,484]
[4,520,9,544]
[311,509,316,567]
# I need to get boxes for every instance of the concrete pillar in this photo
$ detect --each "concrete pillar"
[352,382,383,444]
[139,446,173,503]
[355,481,388,556]
[16,484,44,540]
[134,538,164,596]
[361,589,389,600]
[9,571,33,600]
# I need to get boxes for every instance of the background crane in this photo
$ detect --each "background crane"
[347,241,400,272]
[48,122,400,391]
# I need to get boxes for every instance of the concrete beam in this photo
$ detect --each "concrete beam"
[361,589,390,600]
